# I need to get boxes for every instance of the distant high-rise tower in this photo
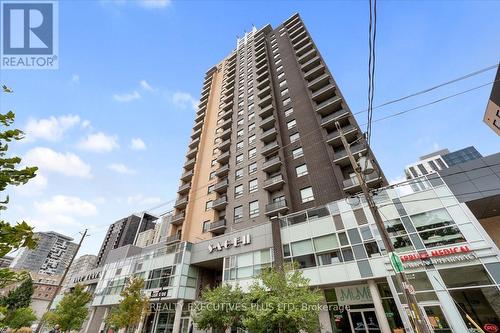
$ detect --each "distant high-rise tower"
[168,13,386,244]
[483,64,500,135]
[10,231,78,276]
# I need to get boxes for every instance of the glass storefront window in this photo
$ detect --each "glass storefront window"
[419,226,465,248]
[391,235,414,252]
[385,219,406,237]
[424,305,451,332]
[439,265,495,288]
[449,287,500,330]
[410,208,454,232]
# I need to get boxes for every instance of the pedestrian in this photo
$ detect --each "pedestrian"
[48,324,61,333]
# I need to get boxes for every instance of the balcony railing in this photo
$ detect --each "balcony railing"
[170,212,185,226]
[166,233,181,244]
[326,124,357,146]
[209,219,226,235]
[320,109,349,128]
[183,157,196,170]
[180,170,194,182]
[265,200,288,216]
[261,127,278,143]
[316,96,343,116]
[174,196,188,209]
[212,196,228,210]
[215,164,229,177]
[262,141,280,156]
[259,104,274,118]
[262,156,282,173]
[217,151,230,164]
[177,182,191,195]
[342,172,381,192]
[263,174,285,191]
[214,178,229,193]
[334,144,367,166]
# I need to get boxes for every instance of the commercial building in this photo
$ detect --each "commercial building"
[96,213,157,266]
[63,254,97,289]
[83,13,500,333]
[0,255,13,268]
[10,231,78,276]
[483,64,500,135]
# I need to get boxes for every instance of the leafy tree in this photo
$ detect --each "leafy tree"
[105,277,149,331]
[4,307,37,330]
[244,264,323,333]
[44,284,92,332]
[0,102,39,288]
[0,277,33,310]
[193,283,246,332]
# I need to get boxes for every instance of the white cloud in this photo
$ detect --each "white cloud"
[14,173,48,196]
[25,115,80,142]
[78,132,119,153]
[93,197,107,205]
[138,0,171,9]
[24,147,92,178]
[171,92,197,111]
[81,120,91,129]
[130,138,147,151]
[70,74,80,85]
[140,80,157,92]
[127,194,162,206]
[113,91,141,103]
[108,163,137,175]
[35,195,98,217]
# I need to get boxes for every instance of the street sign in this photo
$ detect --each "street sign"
[390,252,404,273]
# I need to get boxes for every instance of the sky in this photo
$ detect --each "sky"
[0,0,499,256]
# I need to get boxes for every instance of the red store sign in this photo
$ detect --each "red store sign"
[400,245,471,262]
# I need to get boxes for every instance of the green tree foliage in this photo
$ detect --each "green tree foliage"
[105,277,149,331]
[4,307,37,330]
[0,104,39,289]
[243,264,323,333]
[193,283,246,332]
[0,277,33,310]
[44,284,92,332]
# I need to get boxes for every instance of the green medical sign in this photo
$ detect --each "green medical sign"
[390,252,404,273]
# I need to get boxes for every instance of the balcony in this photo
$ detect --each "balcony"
[298,48,317,65]
[258,95,273,109]
[214,178,229,193]
[255,50,266,63]
[333,144,367,166]
[304,63,325,81]
[170,212,185,226]
[189,137,200,149]
[259,114,275,130]
[209,219,227,235]
[320,109,349,129]
[181,168,194,181]
[220,108,233,121]
[218,138,231,152]
[255,42,265,53]
[222,93,233,105]
[288,23,305,39]
[291,30,308,45]
[257,85,271,99]
[191,128,202,140]
[326,124,357,147]
[258,103,274,118]
[186,146,198,159]
[293,35,310,51]
[212,196,228,211]
[166,233,181,245]
[255,57,267,70]
[218,117,232,131]
[301,56,321,73]
[256,64,268,76]
[262,141,280,156]
[316,95,342,116]
[312,83,336,103]
[194,112,205,124]
[174,196,188,209]
[217,128,231,141]
[262,156,282,173]
[308,73,331,92]
[257,77,270,90]
[261,127,277,143]
[342,172,382,193]
[184,157,196,170]
[223,100,234,111]
[215,164,229,177]
[296,41,314,58]
[263,174,285,191]
[284,14,300,28]
[177,182,191,195]
[265,200,288,216]
[217,151,230,164]
[193,119,204,131]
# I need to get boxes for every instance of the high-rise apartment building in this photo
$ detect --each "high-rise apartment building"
[10,231,78,276]
[169,13,386,245]
[483,64,500,135]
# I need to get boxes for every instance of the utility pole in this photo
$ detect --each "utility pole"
[34,229,88,333]
[335,122,431,333]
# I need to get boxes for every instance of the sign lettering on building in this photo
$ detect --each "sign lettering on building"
[150,289,169,299]
[399,245,476,269]
[72,271,101,284]
[208,234,251,253]
[335,284,372,306]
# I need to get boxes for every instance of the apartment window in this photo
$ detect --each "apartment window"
[290,132,300,143]
[296,164,308,177]
[237,129,244,138]
[292,147,304,159]
[248,134,256,145]
[279,80,287,89]
[249,179,258,193]
[209,171,216,179]
[235,168,243,180]
[205,200,213,210]
[283,97,291,107]
[202,221,210,233]
[236,141,244,151]
[234,206,243,221]
[235,184,243,198]
[278,72,285,80]
[236,154,244,165]
[276,65,283,72]
[248,103,254,112]
[248,95,254,102]
[248,112,255,122]
[248,123,255,132]
[249,147,257,159]
[285,108,293,117]
[275,58,282,66]
[207,185,215,194]
[281,88,289,97]
[237,118,244,127]
[287,119,297,129]
[211,159,217,167]
[238,101,244,108]
[249,162,257,174]
[238,109,244,117]
[212,148,218,155]
[300,187,315,203]
[249,200,260,218]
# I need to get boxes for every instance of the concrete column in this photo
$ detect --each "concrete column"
[135,313,145,333]
[98,307,109,333]
[386,276,414,333]
[83,307,97,333]
[172,299,184,333]
[318,297,333,333]
[368,280,392,333]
